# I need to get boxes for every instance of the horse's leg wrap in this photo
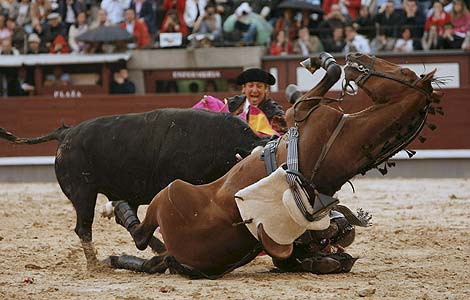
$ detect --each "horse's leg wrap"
[142,255,167,274]
[107,255,145,272]
[148,236,167,254]
[114,201,140,230]
[164,256,219,279]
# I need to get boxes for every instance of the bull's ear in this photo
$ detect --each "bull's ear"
[422,69,437,81]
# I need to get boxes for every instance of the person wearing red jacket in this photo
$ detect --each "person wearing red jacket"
[162,0,188,37]
[322,0,361,20]
[120,8,151,48]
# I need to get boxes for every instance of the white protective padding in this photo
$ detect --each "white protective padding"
[235,167,330,245]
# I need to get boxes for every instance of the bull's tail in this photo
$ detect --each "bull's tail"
[0,124,71,145]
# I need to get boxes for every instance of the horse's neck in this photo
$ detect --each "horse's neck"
[312,97,425,190]
[293,106,344,195]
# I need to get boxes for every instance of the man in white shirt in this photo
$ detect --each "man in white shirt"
[343,23,371,54]
[101,0,131,24]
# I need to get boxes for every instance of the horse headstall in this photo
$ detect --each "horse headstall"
[344,55,433,101]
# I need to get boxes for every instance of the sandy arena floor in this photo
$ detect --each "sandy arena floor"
[0,178,469,299]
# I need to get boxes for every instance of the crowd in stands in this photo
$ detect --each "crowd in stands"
[0,0,469,56]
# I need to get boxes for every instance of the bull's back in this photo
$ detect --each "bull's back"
[56,108,264,204]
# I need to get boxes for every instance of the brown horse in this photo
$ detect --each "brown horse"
[108,53,441,278]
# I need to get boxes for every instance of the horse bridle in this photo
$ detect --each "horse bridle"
[345,55,434,173]
[345,55,433,99]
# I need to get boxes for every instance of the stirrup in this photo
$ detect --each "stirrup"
[114,201,140,230]
[311,193,339,221]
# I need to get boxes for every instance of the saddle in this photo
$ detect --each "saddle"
[234,166,331,259]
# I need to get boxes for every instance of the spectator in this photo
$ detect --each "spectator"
[293,26,324,56]
[110,67,136,94]
[191,0,223,43]
[437,21,465,47]
[120,8,151,48]
[322,0,362,20]
[100,0,131,25]
[374,0,404,38]
[421,23,440,49]
[0,37,19,54]
[0,0,17,16]
[269,29,294,55]
[274,7,298,41]
[9,66,35,96]
[26,32,47,53]
[461,29,470,49]
[184,0,207,35]
[318,4,349,41]
[450,0,470,37]
[343,23,371,53]
[223,2,273,46]
[393,26,414,52]
[401,0,426,39]
[90,8,112,29]
[129,0,156,35]
[31,19,47,49]
[227,68,287,136]
[57,0,85,32]
[30,0,52,24]
[42,12,67,48]
[205,79,217,92]
[424,0,451,35]
[370,27,396,52]
[0,14,11,44]
[297,9,322,35]
[6,17,26,53]
[49,34,70,53]
[44,65,71,86]
[354,5,376,40]
[10,0,32,30]
[161,8,186,39]
[162,0,188,37]
[68,11,88,53]
[0,38,20,97]
[323,26,346,52]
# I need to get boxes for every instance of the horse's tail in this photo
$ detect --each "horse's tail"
[0,124,71,145]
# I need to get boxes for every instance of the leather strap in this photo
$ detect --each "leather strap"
[260,137,281,176]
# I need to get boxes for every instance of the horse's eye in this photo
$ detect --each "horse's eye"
[420,74,425,78]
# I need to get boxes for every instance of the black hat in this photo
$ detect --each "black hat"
[236,68,276,86]
[226,94,246,113]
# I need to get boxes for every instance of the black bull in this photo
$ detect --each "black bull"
[0,108,268,265]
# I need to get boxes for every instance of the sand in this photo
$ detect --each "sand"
[0,178,469,299]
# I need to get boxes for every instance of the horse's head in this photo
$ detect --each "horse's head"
[339,52,443,177]
[344,52,438,105]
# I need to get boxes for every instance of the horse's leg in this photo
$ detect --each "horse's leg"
[114,198,160,251]
[113,201,166,254]
[106,255,167,274]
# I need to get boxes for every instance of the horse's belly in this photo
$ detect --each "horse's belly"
[159,215,258,273]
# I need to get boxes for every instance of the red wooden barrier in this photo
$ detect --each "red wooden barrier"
[0,88,468,157]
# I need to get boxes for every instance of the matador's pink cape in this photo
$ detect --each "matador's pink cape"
[192,95,279,137]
